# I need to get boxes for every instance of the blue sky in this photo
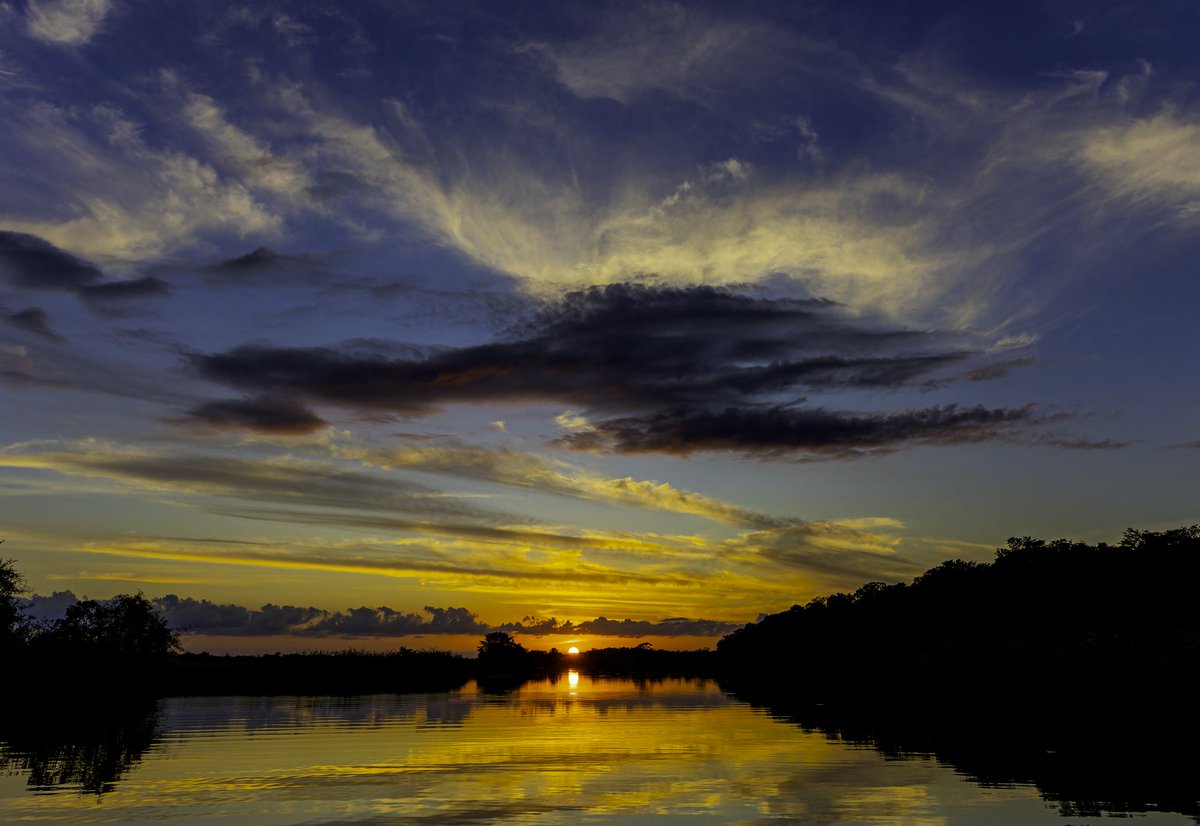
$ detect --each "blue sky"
[1,0,1198,651]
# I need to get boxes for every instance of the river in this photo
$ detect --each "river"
[0,673,1192,824]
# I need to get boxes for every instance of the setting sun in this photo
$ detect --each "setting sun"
[568,647,580,655]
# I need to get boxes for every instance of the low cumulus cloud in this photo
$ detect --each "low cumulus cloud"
[496,615,743,638]
[31,592,735,639]
[190,282,1048,458]
[155,596,489,637]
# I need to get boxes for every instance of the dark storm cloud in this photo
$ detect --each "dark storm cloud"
[554,403,1037,457]
[183,395,327,434]
[187,282,1046,453]
[1,306,61,340]
[0,231,171,303]
[191,284,969,414]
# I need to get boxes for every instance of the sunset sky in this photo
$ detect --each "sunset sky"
[2,0,1198,652]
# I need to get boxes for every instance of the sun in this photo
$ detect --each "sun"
[567,646,580,655]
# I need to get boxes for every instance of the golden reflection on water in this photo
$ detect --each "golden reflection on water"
[0,675,1192,825]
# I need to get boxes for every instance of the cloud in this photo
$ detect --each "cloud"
[191,283,1054,457]
[531,4,794,104]
[204,245,326,284]
[191,284,976,415]
[245,80,961,320]
[25,0,112,46]
[155,594,323,635]
[321,436,790,528]
[1,103,280,260]
[78,276,171,303]
[156,595,492,637]
[305,605,488,637]
[20,590,79,622]
[1078,113,1200,217]
[0,441,513,525]
[183,396,327,435]
[1,306,62,340]
[35,505,923,620]
[1032,436,1128,451]
[97,592,733,639]
[0,231,171,304]
[497,615,742,638]
[556,404,1036,458]
[0,230,103,292]
[181,92,313,202]
[14,450,956,614]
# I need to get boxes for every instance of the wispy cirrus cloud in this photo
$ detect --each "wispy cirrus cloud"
[25,0,113,46]
[1077,112,1200,218]
[3,436,925,616]
[55,515,918,621]
[319,435,796,529]
[0,440,514,525]
[0,103,281,260]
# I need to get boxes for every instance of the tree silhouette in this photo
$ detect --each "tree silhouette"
[1,555,28,660]
[43,594,180,661]
[29,592,181,695]
[475,631,532,676]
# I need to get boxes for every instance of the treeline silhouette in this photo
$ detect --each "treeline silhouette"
[717,526,1200,708]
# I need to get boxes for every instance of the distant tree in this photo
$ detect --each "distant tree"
[476,631,530,674]
[477,631,525,658]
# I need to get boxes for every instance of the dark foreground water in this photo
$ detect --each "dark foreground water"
[0,674,1193,825]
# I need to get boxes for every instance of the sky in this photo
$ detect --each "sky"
[2,0,1199,653]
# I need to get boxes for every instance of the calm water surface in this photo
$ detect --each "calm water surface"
[0,674,1191,825]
